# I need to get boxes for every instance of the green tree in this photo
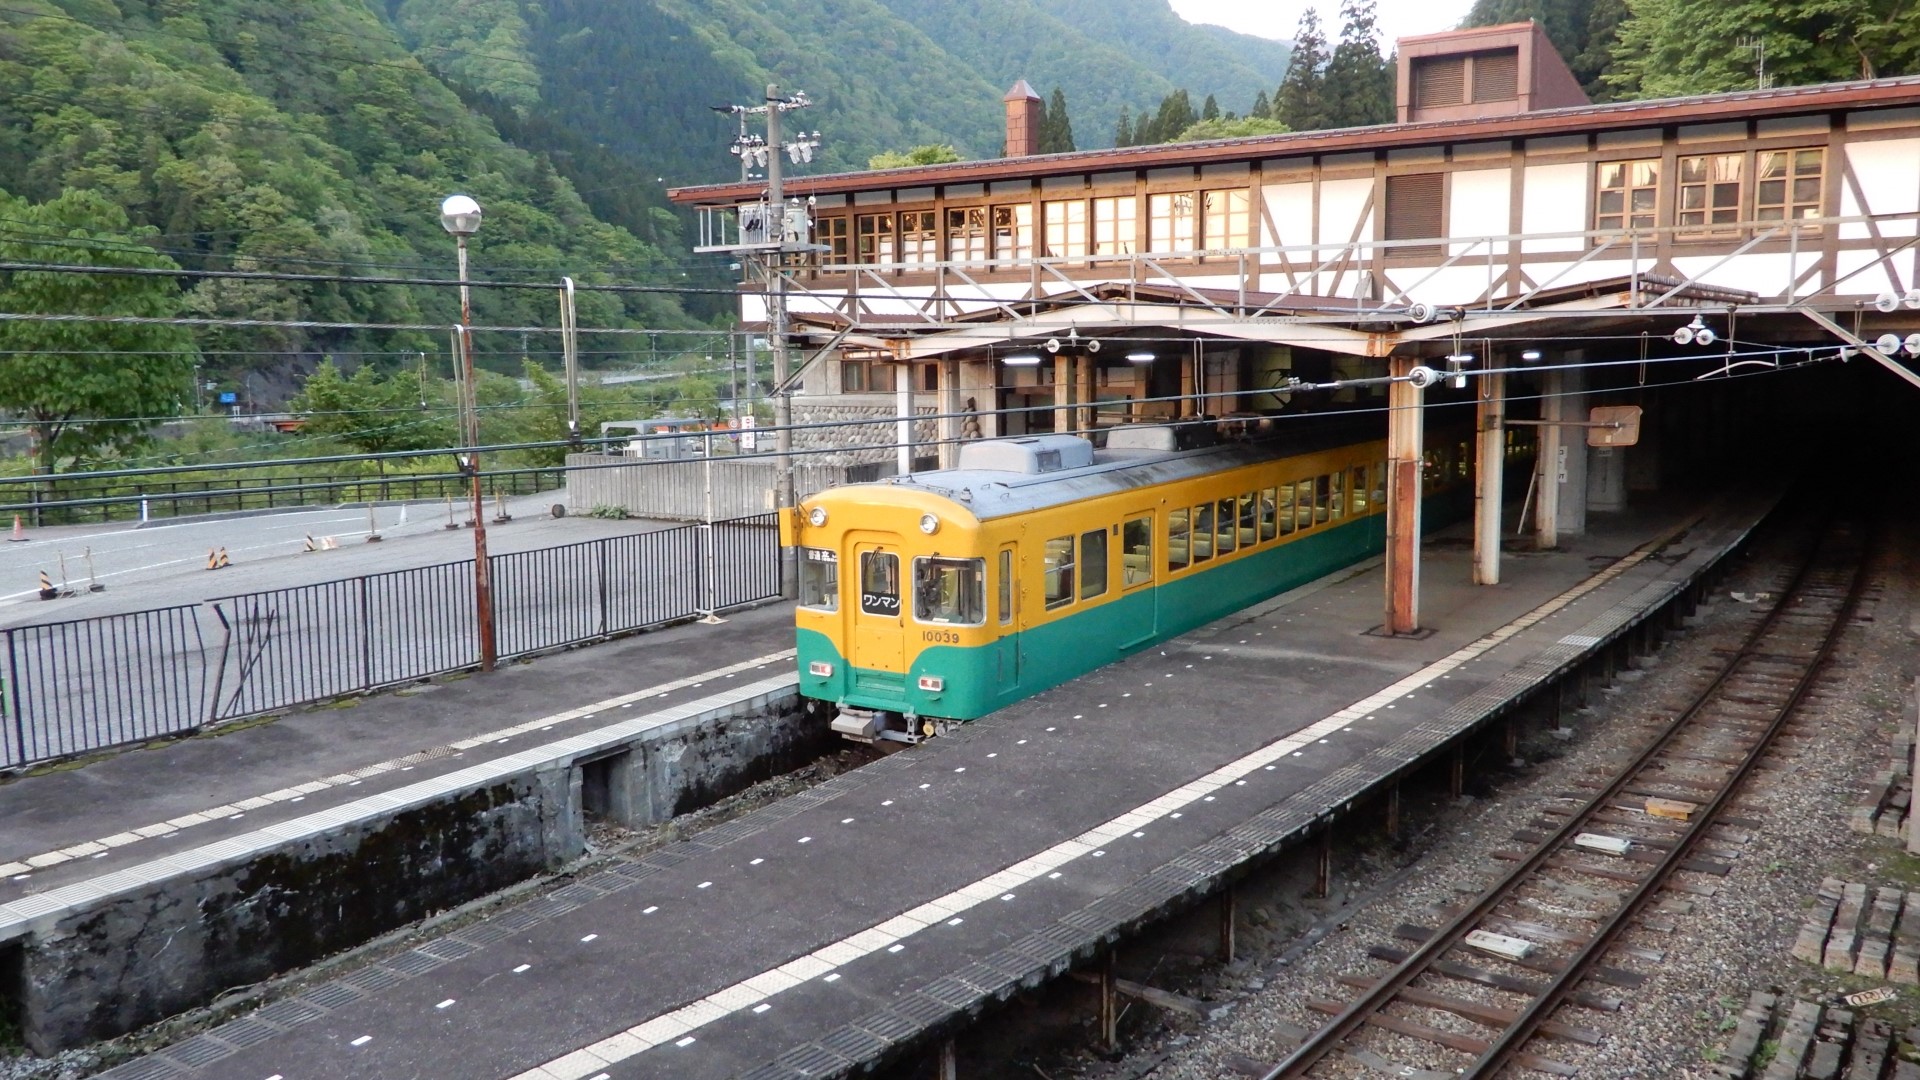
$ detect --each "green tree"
[290,358,456,473]
[1175,117,1293,140]
[868,144,965,169]
[1249,89,1273,120]
[0,189,197,474]
[1605,0,1915,98]
[1201,94,1221,121]
[1041,87,1077,153]
[1321,0,1395,127]
[1114,106,1135,147]
[1276,8,1332,131]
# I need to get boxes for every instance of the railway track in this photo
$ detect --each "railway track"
[1260,518,1872,1080]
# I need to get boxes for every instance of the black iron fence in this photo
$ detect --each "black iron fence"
[0,513,783,768]
[3,466,569,526]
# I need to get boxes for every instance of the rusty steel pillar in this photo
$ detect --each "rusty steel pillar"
[1385,355,1425,635]
[1474,369,1505,585]
[1180,348,1197,418]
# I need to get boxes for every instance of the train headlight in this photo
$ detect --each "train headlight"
[808,661,833,677]
[919,513,939,535]
[917,675,944,692]
[808,506,828,527]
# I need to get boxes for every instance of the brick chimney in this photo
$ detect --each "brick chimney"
[1004,79,1042,157]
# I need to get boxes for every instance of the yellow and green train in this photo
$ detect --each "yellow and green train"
[780,421,1473,743]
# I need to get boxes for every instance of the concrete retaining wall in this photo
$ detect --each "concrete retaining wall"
[563,455,893,521]
[2,680,818,1052]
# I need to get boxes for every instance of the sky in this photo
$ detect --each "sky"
[1166,0,1477,43]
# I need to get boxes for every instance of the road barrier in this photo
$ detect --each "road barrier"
[0,513,783,769]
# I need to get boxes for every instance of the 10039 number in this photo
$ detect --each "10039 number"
[921,629,961,644]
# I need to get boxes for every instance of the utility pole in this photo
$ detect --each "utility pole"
[708,86,822,519]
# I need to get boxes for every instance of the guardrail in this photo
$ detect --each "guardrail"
[0,513,783,769]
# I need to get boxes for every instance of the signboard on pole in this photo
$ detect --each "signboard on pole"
[739,414,757,451]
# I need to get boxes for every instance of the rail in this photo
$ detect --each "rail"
[1265,514,1869,1079]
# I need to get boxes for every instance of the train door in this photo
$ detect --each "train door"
[851,541,905,675]
[1118,510,1158,649]
[994,543,1020,690]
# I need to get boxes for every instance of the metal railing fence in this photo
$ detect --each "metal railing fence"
[8,467,569,526]
[0,514,783,768]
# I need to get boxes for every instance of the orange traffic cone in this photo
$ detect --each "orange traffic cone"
[8,515,24,542]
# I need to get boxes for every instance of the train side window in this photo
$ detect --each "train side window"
[1372,463,1386,506]
[1043,536,1075,609]
[1278,483,1297,535]
[1168,507,1191,571]
[1295,480,1314,531]
[798,548,839,610]
[859,551,900,616]
[1315,475,1332,523]
[1237,493,1257,547]
[1215,498,1236,555]
[1328,472,1345,520]
[1259,487,1277,541]
[913,556,985,625]
[1122,516,1152,587]
[1348,466,1369,513]
[998,548,1014,625]
[1193,503,1215,562]
[1080,528,1108,600]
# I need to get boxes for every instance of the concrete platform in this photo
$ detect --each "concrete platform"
[59,488,1777,1080]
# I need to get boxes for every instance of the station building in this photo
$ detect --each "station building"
[670,22,1920,543]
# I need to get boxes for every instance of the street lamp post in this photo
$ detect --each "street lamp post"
[441,194,496,672]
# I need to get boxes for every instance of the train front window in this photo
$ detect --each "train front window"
[1043,536,1075,609]
[799,548,839,610]
[859,551,900,616]
[913,557,985,626]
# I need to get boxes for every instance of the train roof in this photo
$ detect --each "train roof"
[839,421,1382,522]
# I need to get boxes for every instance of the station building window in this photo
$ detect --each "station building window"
[1122,516,1153,586]
[1596,159,1659,236]
[1043,536,1075,608]
[947,207,989,266]
[1092,195,1137,257]
[913,557,985,625]
[1384,173,1444,258]
[1043,198,1087,259]
[994,204,1034,261]
[899,210,938,264]
[856,213,895,263]
[841,360,896,393]
[817,216,850,267]
[1148,192,1198,253]
[1203,190,1251,250]
[1756,148,1824,230]
[1080,528,1108,599]
[1678,153,1742,238]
